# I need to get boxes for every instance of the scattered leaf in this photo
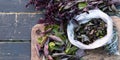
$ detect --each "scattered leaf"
[48,55,53,60]
[78,2,87,10]
[38,36,48,47]
[44,43,49,57]
[49,42,56,51]
[48,35,62,42]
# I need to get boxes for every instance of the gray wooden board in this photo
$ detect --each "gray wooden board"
[0,0,35,12]
[0,14,44,40]
[0,42,30,60]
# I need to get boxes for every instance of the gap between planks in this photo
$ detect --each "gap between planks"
[0,40,30,43]
[0,12,43,15]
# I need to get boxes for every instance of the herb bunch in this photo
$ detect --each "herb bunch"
[27,0,118,28]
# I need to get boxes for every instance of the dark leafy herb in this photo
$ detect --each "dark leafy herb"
[27,0,118,29]
[74,18,107,45]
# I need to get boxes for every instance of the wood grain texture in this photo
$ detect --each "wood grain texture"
[31,24,46,60]
[0,42,30,60]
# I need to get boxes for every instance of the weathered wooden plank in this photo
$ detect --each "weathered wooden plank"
[0,14,43,40]
[0,42,30,60]
[0,14,15,40]
[0,0,35,12]
[0,14,15,27]
[12,14,43,40]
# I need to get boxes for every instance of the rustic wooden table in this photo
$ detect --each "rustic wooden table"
[0,0,120,60]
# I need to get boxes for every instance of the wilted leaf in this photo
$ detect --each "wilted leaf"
[49,42,55,51]
[45,25,52,31]
[44,43,49,57]
[65,46,78,55]
[53,46,63,51]
[78,2,87,10]
[38,36,48,47]
[35,44,41,57]
[48,55,53,60]
[64,2,75,9]
[48,35,62,42]
[38,37,42,44]
[49,42,55,48]
[111,4,118,12]
[64,0,84,10]
[55,42,64,46]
